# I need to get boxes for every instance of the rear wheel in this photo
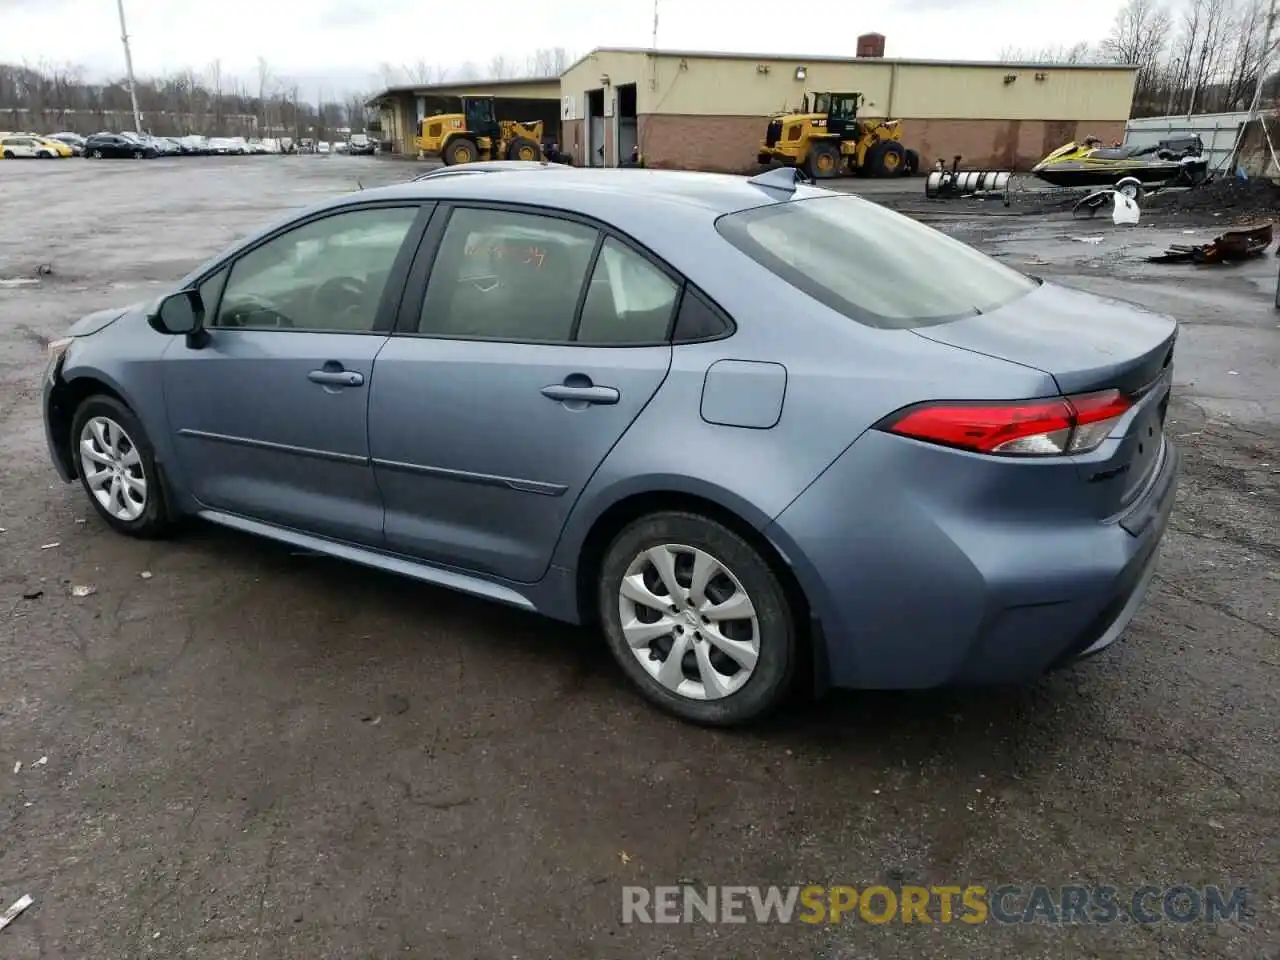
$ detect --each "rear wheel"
[132,150,143,159]
[445,137,477,165]
[867,141,908,177]
[90,149,102,159]
[70,395,173,539]
[598,511,796,726]
[805,141,841,179]
[506,136,541,162]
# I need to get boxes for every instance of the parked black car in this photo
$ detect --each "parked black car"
[83,133,156,159]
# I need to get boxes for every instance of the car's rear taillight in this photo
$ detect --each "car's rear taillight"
[879,389,1133,457]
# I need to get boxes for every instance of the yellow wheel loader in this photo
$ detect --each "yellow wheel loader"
[415,95,544,165]
[757,92,917,180]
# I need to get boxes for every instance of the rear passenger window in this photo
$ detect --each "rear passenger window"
[575,238,680,344]
[418,208,597,341]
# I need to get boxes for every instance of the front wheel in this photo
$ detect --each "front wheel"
[132,150,143,159]
[2,150,13,159]
[90,149,103,159]
[71,395,173,539]
[806,142,841,180]
[598,511,797,726]
[445,137,478,165]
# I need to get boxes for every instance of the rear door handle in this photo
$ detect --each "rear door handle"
[308,369,364,387]
[540,384,620,405]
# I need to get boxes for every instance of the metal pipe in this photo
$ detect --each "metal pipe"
[115,0,143,134]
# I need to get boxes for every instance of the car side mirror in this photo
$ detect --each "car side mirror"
[149,289,210,347]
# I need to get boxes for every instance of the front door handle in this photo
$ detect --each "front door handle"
[308,369,364,387]
[541,383,620,405]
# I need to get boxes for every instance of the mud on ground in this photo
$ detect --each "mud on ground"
[0,157,1276,959]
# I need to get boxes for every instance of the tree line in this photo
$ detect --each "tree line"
[1001,0,1278,116]
[0,48,573,139]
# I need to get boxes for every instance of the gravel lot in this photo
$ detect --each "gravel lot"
[0,156,1277,959]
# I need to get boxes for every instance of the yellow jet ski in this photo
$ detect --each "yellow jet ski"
[1032,134,1208,189]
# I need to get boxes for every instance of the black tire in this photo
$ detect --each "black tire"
[444,137,478,165]
[597,511,797,726]
[866,141,908,177]
[90,149,102,159]
[2,150,12,159]
[132,150,143,159]
[506,136,541,162]
[70,395,174,539]
[904,148,920,175]
[805,141,841,180]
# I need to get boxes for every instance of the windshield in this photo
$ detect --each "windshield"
[715,195,1037,329]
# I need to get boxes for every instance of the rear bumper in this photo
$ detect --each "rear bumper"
[765,431,1180,689]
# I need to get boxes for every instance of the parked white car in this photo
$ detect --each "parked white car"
[1,135,57,158]
[316,140,331,154]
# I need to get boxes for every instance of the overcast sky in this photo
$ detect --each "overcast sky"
[1,0,1126,98]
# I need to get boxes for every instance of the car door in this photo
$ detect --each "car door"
[161,202,429,545]
[368,203,680,583]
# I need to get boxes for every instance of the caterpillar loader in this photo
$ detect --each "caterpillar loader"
[757,92,917,180]
[415,95,544,165]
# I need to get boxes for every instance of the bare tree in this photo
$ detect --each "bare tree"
[999,42,1097,62]
[487,55,512,79]
[1102,0,1173,110]
[455,60,482,81]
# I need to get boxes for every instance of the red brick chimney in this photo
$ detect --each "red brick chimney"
[857,33,886,58]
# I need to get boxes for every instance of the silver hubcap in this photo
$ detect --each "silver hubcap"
[78,416,147,522]
[618,544,760,700]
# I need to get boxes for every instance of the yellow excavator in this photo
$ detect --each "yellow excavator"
[414,94,544,165]
[757,92,917,179]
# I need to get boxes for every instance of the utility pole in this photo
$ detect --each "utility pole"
[115,0,144,134]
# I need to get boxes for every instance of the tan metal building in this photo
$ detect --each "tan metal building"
[559,47,1138,172]
[369,78,561,156]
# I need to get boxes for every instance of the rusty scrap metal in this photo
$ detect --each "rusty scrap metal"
[1146,222,1274,264]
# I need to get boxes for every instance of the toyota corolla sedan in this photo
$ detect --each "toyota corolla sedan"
[42,165,1179,726]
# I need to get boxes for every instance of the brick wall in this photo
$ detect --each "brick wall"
[635,114,1127,174]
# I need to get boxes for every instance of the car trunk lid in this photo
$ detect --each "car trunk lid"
[911,282,1178,519]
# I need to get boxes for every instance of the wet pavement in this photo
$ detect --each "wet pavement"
[0,156,1277,959]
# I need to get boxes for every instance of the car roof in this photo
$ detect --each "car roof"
[331,167,835,272]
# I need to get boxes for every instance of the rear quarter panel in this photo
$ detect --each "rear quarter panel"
[549,222,1059,571]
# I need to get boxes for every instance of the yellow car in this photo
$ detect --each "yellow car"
[34,136,73,158]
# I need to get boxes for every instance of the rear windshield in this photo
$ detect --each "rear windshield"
[715,194,1036,329]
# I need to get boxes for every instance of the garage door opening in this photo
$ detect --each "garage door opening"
[616,83,638,166]
[586,88,606,167]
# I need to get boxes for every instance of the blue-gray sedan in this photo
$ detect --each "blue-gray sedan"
[42,165,1179,725]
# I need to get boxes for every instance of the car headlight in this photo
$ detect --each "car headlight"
[45,336,73,385]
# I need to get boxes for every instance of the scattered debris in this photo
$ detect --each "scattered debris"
[361,714,382,725]
[21,589,42,601]
[70,585,96,598]
[32,756,46,767]
[12,762,20,774]
[0,894,33,933]
[74,518,86,525]
[36,264,52,276]
[0,278,40,288]
[1071,235,1105,244]
[619,851,632,864]
[1146,222,1273,264]
[39,542,59,550]
[139,571,153,580]
[1228,370,1240,376]
[1024,255,1050,266]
